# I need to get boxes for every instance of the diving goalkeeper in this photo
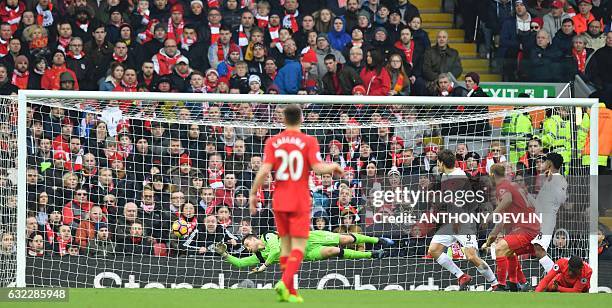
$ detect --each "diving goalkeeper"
[215,231,393,272]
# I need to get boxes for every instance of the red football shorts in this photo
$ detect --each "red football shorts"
[274,210,310,238]
[504,232,536,255]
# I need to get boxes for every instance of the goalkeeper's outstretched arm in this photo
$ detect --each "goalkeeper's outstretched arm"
[215,243,261,268]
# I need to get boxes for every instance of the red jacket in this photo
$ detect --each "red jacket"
[41,65,79,90]
[360,67,391,96]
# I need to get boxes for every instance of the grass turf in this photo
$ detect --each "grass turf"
[2,289,611,308]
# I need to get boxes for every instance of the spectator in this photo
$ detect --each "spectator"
[435,73,468,97]
[360,49,390,96]
[552,18,577,55]
[583,20,606,50]
[528,0,553,18]
[273,39,303,94]
[386,53,411,96]
[328,17,351,51]
[423,30,462,90]
[464,152,485,177]
[314,33,345,76]
[585,32,612,100]
[499,0,533,81]
[27,232,45,257]
[53,224,73,256]
[525,30,563,81]
[86,222,116,257]
[465,72,488,97]
[119,221,154,255]
[572,0,602,34]
[41,50,80,90]
[543,1,571,38]
[99,62,125,91]
[407,15,430,49]
[568,34,595,78]
[314,8,334,33]
[62,187,92,230]
[0,232,14,255]
[0,63,17,94]
[321,53,362,95]
[482,141,508,173]
[152,38,182,75]
[75,205,106,249]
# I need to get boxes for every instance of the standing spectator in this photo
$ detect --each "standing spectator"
[328,17,351,51]
[394,27,425,80]
[423,30,462,88]
[84,25,114,85]
[321,54,361,95]
[273,39,302,94]
[572,0,602,34]
[543,1,571,38]
[75,205,105,249]
[407,16,430,49]
[499,0,533,81]
[208,25,239,70]
[52,225,73,256]
[568,35,594,79]
[346,46,365,72]
[552,18,577,55]
[139,185,171,243]
[360,49,390,96]
[583,20,606,50]
[27,57,46,90]
[66,37,94,90]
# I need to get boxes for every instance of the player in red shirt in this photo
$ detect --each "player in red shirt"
[249,104,344,303]
[483,164,540,291]
[535,255,592,293]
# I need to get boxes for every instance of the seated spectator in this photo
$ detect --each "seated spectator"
[53,224,74,256]
[407,16,430,50]
[273,39,304,94]
[328,17,351,51]
[314,33,346,77]
[371,27,394,59]
[422,30,462,90]
[524,30,563,81]
[543,1,571,38]
[360,49,391,96]
[313,8,334,33]
[63,188,92,230]
[481,141,508,173]
[27,232,46,257]
[321,54,362,95]
[41,50,79,90]
[464,152,486,177]
[119,221,154,255]
[217,44,242,78]
[386,53,411,96]
[527,0,552,18]
[86,222,116,257]
[152,38,183,76]
[435,73,468,97]
[100,62,125,91]
[583,20,606,50]
[139,185,171,243]
[75,205,106,249]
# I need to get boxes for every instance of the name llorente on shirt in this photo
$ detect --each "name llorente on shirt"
[272,136,306,149]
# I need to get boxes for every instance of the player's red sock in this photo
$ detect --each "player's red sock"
[282,249,304,295]
[507,255,518,284]
[280,256,288,271]
[496,256,508,286]
[516,260,527,284]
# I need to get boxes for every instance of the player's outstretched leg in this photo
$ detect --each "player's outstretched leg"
[343,233,395,247]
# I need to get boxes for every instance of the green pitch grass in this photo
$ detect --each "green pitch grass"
[3,289,611,308]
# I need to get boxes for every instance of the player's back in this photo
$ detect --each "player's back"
[535,174,567,214]
[497,179,540,233]
[264,129,322,212]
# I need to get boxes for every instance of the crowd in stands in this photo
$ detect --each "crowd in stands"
[0,0,604,260]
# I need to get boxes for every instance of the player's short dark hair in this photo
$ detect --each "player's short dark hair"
[283,104,303,126]
[242,233,258,245]
[568,255,583,272]
[437,149,455,169]
[546,152,564,170]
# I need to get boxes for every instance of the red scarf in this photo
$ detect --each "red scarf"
[337,201,357,215]
[207,167,224,188]
[167,19,184,42]
[112,52,127,63]
[256,14,269,28]
[209,23,220,45]
[392,72,405,93]
[57,36,71,52]
[137,18,158,44]
[66,50,85,59]
[44,223,56,244]
[269,25,280,44]
[76,20,89,32]
[12,70,29,89]
[56,235,72,256]
[394,40,414,65]
[208,0,220,8]
[137,7,150,26]
[237,25,248,47]
[572,48,587,74]
[30,36,48,49]
[0,2,23,33]
[181,34,197,50]
[217,42,227,61]
[283,10,299,33]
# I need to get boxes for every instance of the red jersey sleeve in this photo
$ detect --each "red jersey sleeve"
[263,138,275,165]
[306,136,323,168]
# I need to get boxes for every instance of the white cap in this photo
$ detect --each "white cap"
[191,0,204,7]
[248,74,261,85]
[177,56,189,65]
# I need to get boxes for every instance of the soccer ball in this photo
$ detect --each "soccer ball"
[172,220,190,238]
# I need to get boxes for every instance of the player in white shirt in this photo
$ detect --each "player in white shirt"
[531,153,567,273]
[428,150,499,289]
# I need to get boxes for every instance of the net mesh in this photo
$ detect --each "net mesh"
[4,95,592,289]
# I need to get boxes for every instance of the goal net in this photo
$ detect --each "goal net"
[8,92,598,291]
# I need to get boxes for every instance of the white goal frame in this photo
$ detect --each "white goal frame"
[16,90,601,292]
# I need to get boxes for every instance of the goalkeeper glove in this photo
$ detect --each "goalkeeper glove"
[249,264,267,275]
[215,242,228,257]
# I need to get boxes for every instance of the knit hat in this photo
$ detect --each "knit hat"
[357,11,371,20]
[248,74,261,85]
[191,0,204,7]
[205,68,219,77]
[301,49,318,63]
[316,32,329,42]
[228,44,241,54]
[515,0,525,6]
[179,154,192,166]
[234,186,249,198]
[465,151,481,161]
[177,56,189,65]
[387,167,400,177]
[551,0,564,9]
[171,3,184,14]
[352,85,366,95]
[464,72,480,85]
[60,72,75,83]
[374,27,388,37]
[532,17,544,28]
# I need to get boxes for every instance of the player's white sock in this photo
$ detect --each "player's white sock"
[539,255,554,273]
[477,262,498,285]
[436,253,464,278]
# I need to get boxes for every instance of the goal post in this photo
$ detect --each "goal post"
[13,90,600,292]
